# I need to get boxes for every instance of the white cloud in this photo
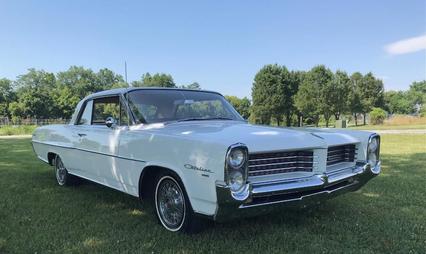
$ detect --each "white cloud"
[385,34,426,55]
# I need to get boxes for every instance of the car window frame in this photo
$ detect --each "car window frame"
[75,99,93,126]
[91,96,121,125]
[75,94,134,127]
[123,89,243,125]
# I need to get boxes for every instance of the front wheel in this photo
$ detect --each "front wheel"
[154,173,205,233]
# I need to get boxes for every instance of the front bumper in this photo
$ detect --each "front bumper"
[214,161,380,222]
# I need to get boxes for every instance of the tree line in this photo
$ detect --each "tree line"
[252,64,384,126]
[0,66,199,122]
[250,64,425,126]
[0,65,424,125]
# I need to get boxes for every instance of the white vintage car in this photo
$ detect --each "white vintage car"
[32,88,381,232]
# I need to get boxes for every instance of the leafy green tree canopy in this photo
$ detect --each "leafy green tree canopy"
[180,82,201,90]
[132,73,176,88]
[12,69,56,119]
[252,64,297,125]
[0,78,15,117]
[295,65,333,126]
[225,95,251,119]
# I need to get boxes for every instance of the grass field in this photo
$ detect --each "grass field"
[0,125,37,136]
[349,124,426,130]
[348,116,426,130]
[0,135,425,253]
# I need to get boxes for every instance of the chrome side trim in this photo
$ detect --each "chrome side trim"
[37,155,49,164]
[31,140,147,163]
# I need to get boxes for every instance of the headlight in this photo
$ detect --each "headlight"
[228,170,244,192]
[226,144,248,192]
[367,135,380,166]
[228,148,246,169]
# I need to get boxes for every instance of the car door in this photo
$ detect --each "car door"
[71,95,127,191]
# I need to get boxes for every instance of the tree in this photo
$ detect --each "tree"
[225,95,251,119]
[282,69,299,126]
[0,78,15,117]
[295,65,333,127]
[329,71,350,120]
[290,71,305,126]
[251,64,297,126]
[359,72,385,125]
[56,66,100,99]
[13,69,56,118]
[96,68,125,89]
[51,86,81,118]
[315,66,336,127]
[407,80,426,113]
[180,82,201,90]
[132,73,176,88]
[55,66,102,118]
[384,90,412,114]
[348,72,364,126]
[8,101,24,122]
[295,77,321,126]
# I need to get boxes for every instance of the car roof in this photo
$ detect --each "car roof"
[84,87,222,100]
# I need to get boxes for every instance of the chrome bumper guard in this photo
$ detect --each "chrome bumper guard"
[214,161,380,222]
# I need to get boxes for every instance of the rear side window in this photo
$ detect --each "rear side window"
[77,100,93,125]
[92,97,120,125]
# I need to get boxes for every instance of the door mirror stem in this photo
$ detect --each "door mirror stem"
[105,117,117,128]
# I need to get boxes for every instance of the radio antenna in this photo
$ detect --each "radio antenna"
[125,61,128,85]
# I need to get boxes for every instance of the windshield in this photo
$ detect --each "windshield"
[126,89,244,124]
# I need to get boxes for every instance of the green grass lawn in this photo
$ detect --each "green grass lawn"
[0,125,36,136]
[1,135,425,253]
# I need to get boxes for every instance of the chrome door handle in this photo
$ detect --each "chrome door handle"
[77,133,87,137]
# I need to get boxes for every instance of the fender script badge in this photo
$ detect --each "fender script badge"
[184,164,214,174]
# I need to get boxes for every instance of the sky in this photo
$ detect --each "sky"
[0,0,425,98]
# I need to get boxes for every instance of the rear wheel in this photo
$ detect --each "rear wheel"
[54,155,78,186]
[154,172,205,233]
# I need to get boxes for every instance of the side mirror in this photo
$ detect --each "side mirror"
[105,117,117,128]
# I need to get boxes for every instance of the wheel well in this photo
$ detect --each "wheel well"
[138,166,182,201]
[47,152,57,165]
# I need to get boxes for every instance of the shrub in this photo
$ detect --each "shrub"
[369,107,387,125]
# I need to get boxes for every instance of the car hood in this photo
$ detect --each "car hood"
[132,121,361,153]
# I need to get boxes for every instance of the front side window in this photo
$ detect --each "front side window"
[120,100,129,126]
[76,96,129,126]
[77,100,93,125]
[92,97,120,125]
[127,89,243,124]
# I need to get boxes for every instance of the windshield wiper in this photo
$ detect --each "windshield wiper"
[176,117,234,122]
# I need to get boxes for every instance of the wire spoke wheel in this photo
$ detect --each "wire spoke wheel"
[155,176,186,231]
[55,157,67,185]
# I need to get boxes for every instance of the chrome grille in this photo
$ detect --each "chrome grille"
[327,144,357,166]
[248,150,314,176]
